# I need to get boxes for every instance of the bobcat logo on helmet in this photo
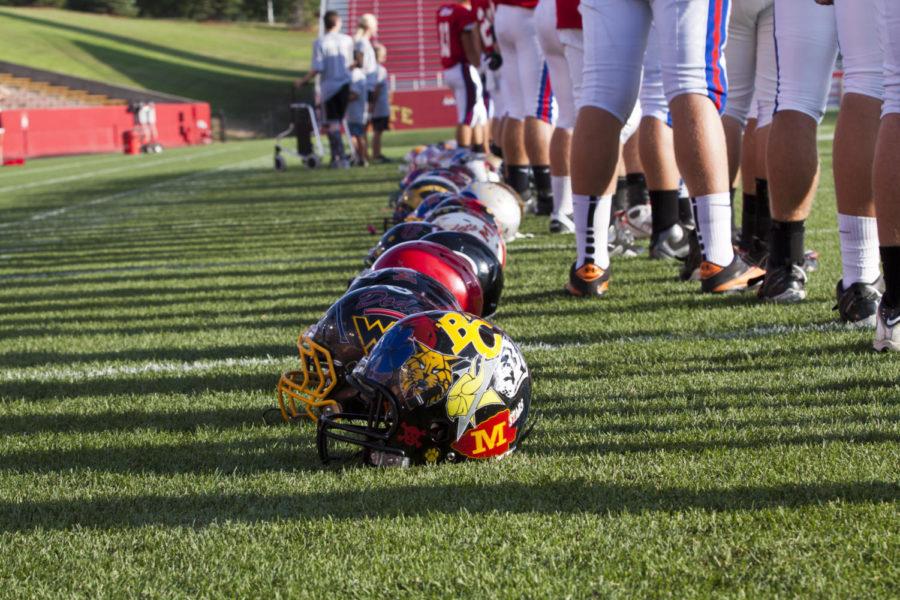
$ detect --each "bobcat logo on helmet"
[400,341,461,406]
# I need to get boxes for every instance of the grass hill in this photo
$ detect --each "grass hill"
[0,7,314,133]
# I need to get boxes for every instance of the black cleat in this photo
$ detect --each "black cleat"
[535,193,553,216]
[834,277,884,328]
[700,255,766,294]
[565,262,610,297]
[679,228,702,281]
[757,262,807,303]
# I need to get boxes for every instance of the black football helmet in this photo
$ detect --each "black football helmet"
[276,285,456,423]
[347,268,462,312]
[422,231,504,317]
[317,310,532,466]
[364,222,441,266]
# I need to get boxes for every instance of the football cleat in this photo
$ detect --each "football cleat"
[608,221,643,257]
[679,228,702,281]
[650,223,690,261]
[565,262,610,297]
[549,213,575,234]
[535,193,553,216]
[700,255,766,294]
[756,263,807,303]
[873,299,900,352]
[835,277,885,328]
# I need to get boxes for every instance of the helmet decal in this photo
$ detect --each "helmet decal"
[400,341,461,407]
[352,313,399,356]
[435,312,502,359]
[495,341,528,398]
[450,409,517,459]
[446,357,504,429]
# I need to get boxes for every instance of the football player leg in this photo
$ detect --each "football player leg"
[873,0,900,350]
[750,2,776,267]
[528,61,556,215]
[762,0,837,302]
[832,0,885,326]
[494,4,531,197]
[566,0,649,297]
[536,0,575,233]
[639,23,689,262]
[723,0,768,254]
[654,0,764,293]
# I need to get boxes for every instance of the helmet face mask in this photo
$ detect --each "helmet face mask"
[317,310,531,467]
[276,286,452,423]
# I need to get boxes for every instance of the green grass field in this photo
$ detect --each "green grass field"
[0,7,312,132]
[0,128,898,598]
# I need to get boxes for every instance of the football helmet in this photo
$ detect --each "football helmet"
[365,221,441,266]
[317,310,532,466]
[276,285,455,423]
[422,230,504,317]
[425,196,500,232]
[347,267,462,312]
[427,210,507,267]
[462,182,523,242]
[371,240,484,316]
[392,176,460,224]
[409,192,458,221]
[618,204,652,240]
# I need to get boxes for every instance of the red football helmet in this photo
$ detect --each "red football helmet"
[371,240,484,316]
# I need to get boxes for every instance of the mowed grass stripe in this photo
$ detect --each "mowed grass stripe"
[0,129,898,597]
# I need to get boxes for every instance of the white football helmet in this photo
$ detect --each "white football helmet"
[619,204,653,240]
[462,181,523,242]
[427,211,507,266]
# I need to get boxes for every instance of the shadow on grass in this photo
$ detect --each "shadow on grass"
[0,480,895,532]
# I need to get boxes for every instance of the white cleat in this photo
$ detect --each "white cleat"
[873,300,900,352]
[549,213,575,234]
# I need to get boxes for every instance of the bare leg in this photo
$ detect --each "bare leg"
[874,115,900,246]
[767,110,819,222]
[834,93,881,218]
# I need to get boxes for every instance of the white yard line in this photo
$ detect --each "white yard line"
[0,145,241,195]
[0,356,290,383]
[0,153,268,232]
[0,322,852,383]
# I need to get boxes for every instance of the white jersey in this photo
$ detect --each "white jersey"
[312,31,355,100]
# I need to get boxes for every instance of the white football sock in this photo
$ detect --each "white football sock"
[574,194,612,269]
[551,175,573,219]
[694,193,734,266]
[838,213,880,286]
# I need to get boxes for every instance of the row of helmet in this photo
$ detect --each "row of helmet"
[272,145,533,468]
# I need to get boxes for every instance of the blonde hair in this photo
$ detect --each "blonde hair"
[355,13,377,40]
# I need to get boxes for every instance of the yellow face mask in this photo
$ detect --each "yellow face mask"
[276,334,339,422]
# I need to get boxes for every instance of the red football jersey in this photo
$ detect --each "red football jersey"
[556,0,582,29]
[494,0,538,8]
[437,4,477,69]
[471,0,496,54]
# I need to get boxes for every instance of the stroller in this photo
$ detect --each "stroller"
[273,95,357,170]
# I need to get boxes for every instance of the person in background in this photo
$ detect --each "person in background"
[296,10,353,167]
[347,64,369,166]
[371,43,392,163]
[437,0,487,149]
[355,14,379,154]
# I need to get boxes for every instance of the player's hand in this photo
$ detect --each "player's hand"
[487,52,502,71]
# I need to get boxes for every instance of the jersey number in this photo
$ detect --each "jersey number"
[439,21,452,58]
